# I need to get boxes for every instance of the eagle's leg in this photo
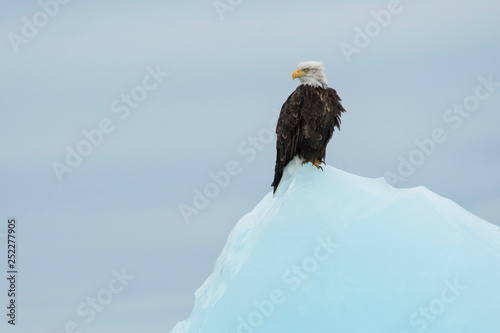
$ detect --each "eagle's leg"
[313,159,323,170]
[302,159,323,170]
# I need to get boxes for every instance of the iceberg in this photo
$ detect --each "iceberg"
[171,158,500,333]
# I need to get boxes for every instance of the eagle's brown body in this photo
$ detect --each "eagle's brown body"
[272,84,345,193]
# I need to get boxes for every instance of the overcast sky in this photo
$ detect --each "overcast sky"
[1,0,499,332]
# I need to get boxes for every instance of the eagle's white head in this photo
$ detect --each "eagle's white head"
[292,61,328,89]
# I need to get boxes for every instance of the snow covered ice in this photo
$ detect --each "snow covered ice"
[171,158,500,333]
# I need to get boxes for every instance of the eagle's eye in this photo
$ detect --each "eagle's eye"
[303,68,310,72]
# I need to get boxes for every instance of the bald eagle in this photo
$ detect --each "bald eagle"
[272,61,346,193]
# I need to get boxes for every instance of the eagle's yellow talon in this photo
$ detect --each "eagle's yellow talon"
[302,160,323,170]
[313,159,323,170]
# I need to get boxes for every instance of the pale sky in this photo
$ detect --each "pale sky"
[1,0,499,332]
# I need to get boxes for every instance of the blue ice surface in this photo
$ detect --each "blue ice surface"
[171,157,500,333]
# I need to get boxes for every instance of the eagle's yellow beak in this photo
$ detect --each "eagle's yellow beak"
[292,69,306,80]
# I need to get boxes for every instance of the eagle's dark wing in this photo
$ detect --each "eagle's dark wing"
[327,87,345,130]
[321,87,345,155]
[272,89,303,193]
